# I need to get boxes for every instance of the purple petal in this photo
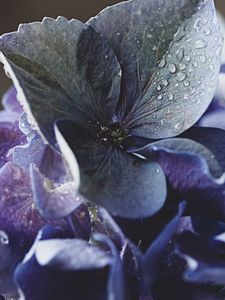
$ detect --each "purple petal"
[181,127,225,174]
[0,87,22,123]
[0,162,88,246]
[35,238,112,270]
[30,164,82,220]
[14,130,67,184]
[2,86,22,114]
[15,226,108,300]
[0,122,26,167]
[141,202,186,294]
[176,231,225,284]
[0,231,18,297]
[93,233,125,300]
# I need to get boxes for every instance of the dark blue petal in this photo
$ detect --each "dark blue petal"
[181,127,225,173]
[176,231,225,284]
[140,202,185,296]
[30,164,83,220]
[56,120,167,218]
[15,226,108,300]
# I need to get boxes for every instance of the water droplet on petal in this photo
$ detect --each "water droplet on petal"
[157,95,163,100]
[204,28,211,36]
[184,80,190,87]
[200,55,207,63]
[0,231,9,245]
[147,33,153,39]
[176,48,184,61]
[179,63,187,70]
[192,61,198,68]
[169,63,177,73]
[193,18,202,32]
[176,72,186,82]
[105,54,108,59]
[158,58,166,68]
[174,121,184,133]
[168,92,174,101]
[155,169,160,174]
[195,39,207,49]
[184,55,191,62]
[190,87,196,95]
[156,85,162,91]
[162,79,168,86]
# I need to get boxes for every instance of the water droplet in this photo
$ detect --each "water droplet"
[174,121,184,133]
[162,79,168,86]
[0,231,9,245]
[200,55,207,63]
[5,70,11,79]
[104,54,108,59]
[209,64,214,71]
[190,87,196,95]
[156,85,162,91]
[204,28,211,36]
[157,95,163,100]
[169,63,176,73]
[168,92,174,101]
[192,61,198,68]
[195,39,207,49]
[176,72,186,82]
[193,18,202,32]
[137,39,140,44]
[179,63,187,70]
[147,33,153,39]
[116,32,121,36]
[176,48,184,60]
[155,169,160,174]
[184,80,190,87]
[158,58,166,68]
[185,56,191,63]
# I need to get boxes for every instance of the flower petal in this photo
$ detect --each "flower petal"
[55,120,167,218]
[0,17,121,145]
[141,202,186,293]
[176,231,225,284]
[89,0,223,137]
[30,164,83,219]
[15,226,107,300]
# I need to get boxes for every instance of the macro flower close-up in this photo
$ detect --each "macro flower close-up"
[1,0,225,299]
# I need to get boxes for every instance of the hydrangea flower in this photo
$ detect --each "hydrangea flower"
[0,0,223,219]
[1,0,225,299]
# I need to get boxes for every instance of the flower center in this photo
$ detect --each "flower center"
[97,123,128,145]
